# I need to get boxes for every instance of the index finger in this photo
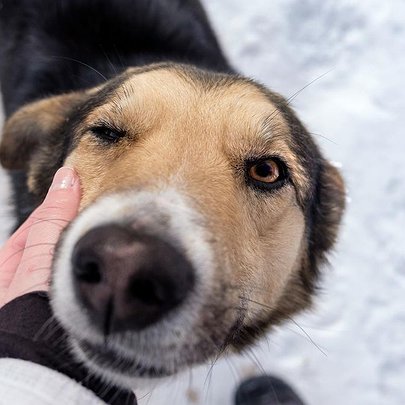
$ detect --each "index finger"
[17,167,81,275]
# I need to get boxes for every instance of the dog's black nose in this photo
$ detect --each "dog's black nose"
[72,224,195,333]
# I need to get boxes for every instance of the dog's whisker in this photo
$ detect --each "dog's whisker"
[310,132,338,145]
[203,361,215,405]
[225,356,241,383]
[203,334,229,392]
[49,55,108,82]
[233,304,327,357]
[263,69,334,133]
[285,316,328,357]
[135,390,152,402]
[102,49,118,76]
[286,69,334,106]
[112,44,125,69]
[244,347,267,375]
[242,297,327,356]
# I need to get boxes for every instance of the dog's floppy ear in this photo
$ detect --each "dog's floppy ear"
[306,160,346,281]
[0,92,87,170]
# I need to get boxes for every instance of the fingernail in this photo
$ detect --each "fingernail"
[50,167,76,191]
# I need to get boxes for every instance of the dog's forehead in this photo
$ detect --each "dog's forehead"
[88,67,288,138]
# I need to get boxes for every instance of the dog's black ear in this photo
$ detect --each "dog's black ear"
[0,92,87,170]
[315,161,345,252]
[304,160,346,288]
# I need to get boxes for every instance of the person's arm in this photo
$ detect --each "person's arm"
[0,167,136,405]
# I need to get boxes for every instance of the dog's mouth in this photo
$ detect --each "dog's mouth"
[75,338,171,378]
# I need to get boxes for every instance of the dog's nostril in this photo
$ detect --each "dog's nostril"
[129,278,166,306]
[73,256,102,284]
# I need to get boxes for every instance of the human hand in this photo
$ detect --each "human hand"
[0,167,81,308]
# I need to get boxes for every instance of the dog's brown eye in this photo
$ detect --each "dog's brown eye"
[90,125,125,143]
[246,157,289,191]
[249,159,280,183]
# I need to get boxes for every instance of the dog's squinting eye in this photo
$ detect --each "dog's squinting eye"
[247,158,289,190]
[89,125,125,143]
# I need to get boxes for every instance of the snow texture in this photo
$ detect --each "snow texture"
[0,1,404,404]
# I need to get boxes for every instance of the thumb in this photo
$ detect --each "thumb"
[6,167,81,300]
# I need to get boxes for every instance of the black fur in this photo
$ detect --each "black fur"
[0,0,231,115]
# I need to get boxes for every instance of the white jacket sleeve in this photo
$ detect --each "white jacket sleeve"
[0,359,106,405]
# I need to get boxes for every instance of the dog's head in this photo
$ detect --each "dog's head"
[0,64,345,386]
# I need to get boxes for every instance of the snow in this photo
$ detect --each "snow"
[1,0,404,404]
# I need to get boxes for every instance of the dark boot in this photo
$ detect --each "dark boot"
[235,375,306,405]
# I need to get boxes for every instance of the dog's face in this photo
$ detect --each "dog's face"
[0,64,344,386]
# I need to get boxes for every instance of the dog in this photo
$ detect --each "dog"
[0,0,345,388]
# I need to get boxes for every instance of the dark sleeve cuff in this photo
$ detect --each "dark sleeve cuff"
[0,292,137,405]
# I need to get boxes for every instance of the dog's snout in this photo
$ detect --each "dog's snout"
[72,224,195,333]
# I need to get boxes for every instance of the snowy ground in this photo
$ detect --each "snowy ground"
[1,0,404,404]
